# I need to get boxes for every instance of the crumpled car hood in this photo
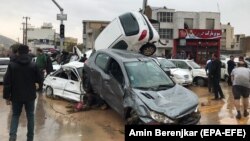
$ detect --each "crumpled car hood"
[133,84,198,119]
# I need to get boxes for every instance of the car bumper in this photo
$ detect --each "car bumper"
[174,78,193,86]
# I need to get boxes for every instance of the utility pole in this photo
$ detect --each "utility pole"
[52,0,67,51]
[23,16,30,45]
[21,22,25,44]
[142,0,148,14]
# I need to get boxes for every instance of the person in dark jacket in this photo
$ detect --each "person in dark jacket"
[3,44,42,141]
[227,55,236,86]
[210,53,225,100]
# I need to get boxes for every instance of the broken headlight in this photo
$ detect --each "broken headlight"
[149,111,174,124]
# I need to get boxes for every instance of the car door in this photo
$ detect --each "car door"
[90,53,110,95]
[49,69,68,97]
[102,58,124,115]
[63,68,82,102]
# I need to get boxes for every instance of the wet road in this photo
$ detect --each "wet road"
[0,82,249,140]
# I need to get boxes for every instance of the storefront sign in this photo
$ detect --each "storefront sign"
[179,29,222,39]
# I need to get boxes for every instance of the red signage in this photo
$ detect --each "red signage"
[179,29,222,39]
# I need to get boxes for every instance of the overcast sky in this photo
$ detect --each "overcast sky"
[0,0,249,43]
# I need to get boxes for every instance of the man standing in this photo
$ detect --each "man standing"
[231,61,250,119]
[3,44,42,141]
[210,53,225,100]
[227,55,236,86]
[36,48,47,92]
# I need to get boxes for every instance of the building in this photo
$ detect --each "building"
[27,23,56,53]
[240,36,250,56]
[82,20,109,51]
[145,6,221,64]
[221,23,234,50]
[234,34,245,50]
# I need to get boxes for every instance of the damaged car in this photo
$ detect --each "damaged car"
[43,61,84,102]
[95,11,159,56]
[83,49,200,124]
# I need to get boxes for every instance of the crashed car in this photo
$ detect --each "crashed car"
[83,49,200,124]
[152,57,193,86]
[43,61,84,102]
[95,11,159,56]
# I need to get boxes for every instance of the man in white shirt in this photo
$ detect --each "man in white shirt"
[231,61,250,119]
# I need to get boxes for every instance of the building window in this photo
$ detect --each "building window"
[206,19,215,29]
[159,29,173,39]
[157,12,173,22]
[83,22,86,34]
[184,18,193,29]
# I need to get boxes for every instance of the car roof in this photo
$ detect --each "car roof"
[97,49,150,62]
[62,61,84,69]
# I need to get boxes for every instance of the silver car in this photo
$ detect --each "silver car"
[83,49,200,125]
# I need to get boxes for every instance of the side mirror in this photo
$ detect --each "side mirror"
[188,67,192,70]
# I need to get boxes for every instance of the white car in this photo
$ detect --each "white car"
[170,59,208,86]
[0,58,10,82]
[153,57,193,86]
[43,61,85,102]
[95,11,159,56]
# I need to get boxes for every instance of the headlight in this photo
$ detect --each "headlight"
[194,105,199,113]
[174,74,183,79]
[149,111,174,124]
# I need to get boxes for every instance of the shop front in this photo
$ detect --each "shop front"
[173,29,222,65]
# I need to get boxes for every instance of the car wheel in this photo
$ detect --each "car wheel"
[196,78,205,86]
[83,72,92,93]
[46,86,55,98]
[139,43,156,56]
[125,109,141,125]
[224,75,229,82]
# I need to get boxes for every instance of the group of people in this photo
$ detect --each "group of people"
[206,54,249,119]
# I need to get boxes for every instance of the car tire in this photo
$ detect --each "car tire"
[125,109,141,125]
[46,86,55,98]
[83,72,92,93]
[139,43,156,56]
[196,78,205,86]
[224,75,229,82]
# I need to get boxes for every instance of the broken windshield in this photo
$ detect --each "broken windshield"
[125,60,174,90]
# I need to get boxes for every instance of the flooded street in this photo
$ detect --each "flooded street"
[0,82,249,140]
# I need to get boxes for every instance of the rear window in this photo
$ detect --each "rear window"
[119,13,139,36]
[0,59,10,65]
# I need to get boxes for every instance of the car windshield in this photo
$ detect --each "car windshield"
[187,61,201,69]
[125,60,174,90]
[158,59,176,68]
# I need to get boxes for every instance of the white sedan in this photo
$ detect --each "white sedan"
[43,61,85,102]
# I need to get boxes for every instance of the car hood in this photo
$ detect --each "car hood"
[192,69,207,77]
[133,84,198,119]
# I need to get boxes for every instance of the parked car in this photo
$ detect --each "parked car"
[0,57,10,82]
[220,60,229,81]
[152,57,193,86]
[83,49,200,124]
[169,59,207,86]
[43,61,84,102]
[95,11,159,56]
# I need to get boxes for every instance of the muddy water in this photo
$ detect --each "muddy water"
[0,82,249,141]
